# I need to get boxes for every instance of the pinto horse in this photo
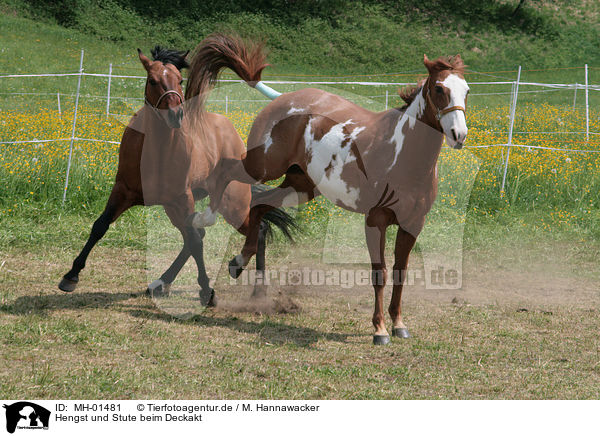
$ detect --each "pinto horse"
[58,46,296,304]
[186,35,469,344]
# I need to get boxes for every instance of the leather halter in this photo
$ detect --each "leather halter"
[424,81,466,121]
[145,88,184,109]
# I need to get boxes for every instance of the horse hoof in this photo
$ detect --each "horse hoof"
[146,279,170,298]
[250,284,267,299]
[373,335,390,345]
[58,276,78,293]
[392,328,410,339]
[199,287,216,307]
[228,255,244,279]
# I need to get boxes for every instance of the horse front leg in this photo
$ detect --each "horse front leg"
[147,187,209,296]
[365,209,392,345]
[389,228,416,339]
[146,245,190,297]
[59,182,136,292]
[164,197,215,306]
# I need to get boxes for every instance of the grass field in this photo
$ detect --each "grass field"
[1,1,600,399]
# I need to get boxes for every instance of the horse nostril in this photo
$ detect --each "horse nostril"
[451,128,458,142]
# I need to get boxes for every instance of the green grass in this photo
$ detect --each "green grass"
[2,0,600,74]
[1,241,599,399]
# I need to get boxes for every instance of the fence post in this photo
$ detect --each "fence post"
[500,65,521,198]
[106,63,112,116]
[573,82,577,110]
[585,64,589,141]
[57,92,61,117]
[225,95,228,114]
[385,90,388,110]
[62,49,84,204]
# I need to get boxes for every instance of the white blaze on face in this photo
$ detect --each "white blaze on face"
[304,119,363,209]
[438,74,469,148]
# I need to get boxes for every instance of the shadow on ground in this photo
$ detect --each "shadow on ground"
[128,307,351,347]
[0,290,351,347]
[0,290,143,315]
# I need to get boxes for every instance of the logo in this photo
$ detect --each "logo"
[3,402,50,434]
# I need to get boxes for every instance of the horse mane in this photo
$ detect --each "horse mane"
[150,46,189,71]
[427,55,466,74]
[396,55,465,110]
[398,79,426,109]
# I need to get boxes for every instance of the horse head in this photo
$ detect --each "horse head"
[422,54,469,149]
[138,46,189,129]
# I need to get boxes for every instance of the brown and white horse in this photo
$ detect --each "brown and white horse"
[186,35,469,344]
[58,46,296,304]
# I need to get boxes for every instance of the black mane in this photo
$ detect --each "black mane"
[150,46,189,70]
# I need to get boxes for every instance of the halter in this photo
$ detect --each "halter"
[424,80,466,121]
[144,89,184,109]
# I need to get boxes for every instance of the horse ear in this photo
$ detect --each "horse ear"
[423,54,436,74]
[183,50,190,59]
[137,49,152,70]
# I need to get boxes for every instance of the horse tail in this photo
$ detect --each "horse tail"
[252,185,298,242]
[186,33,274,108]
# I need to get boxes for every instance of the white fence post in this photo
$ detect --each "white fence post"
[57,92,61,117]
[385,90,388,110]
[225,95,228,114]
[573,82,577,110]
[106,63,112,116]
[501,65,521,198]
[585,64,589,141]
[62,49,84,204]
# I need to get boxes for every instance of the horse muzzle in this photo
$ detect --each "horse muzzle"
[167,106,184,129]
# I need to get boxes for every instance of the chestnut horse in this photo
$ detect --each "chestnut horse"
[58,46,296,304]
[186,35,469,344]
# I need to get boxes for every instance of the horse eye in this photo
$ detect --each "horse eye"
[435,86,444,94]
[149,79,157,86]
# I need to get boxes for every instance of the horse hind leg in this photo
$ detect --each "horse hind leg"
[250,220,269,299]
[229,168,316,279]
[193,158,256,228]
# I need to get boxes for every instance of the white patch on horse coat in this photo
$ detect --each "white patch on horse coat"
[193,207,217,227]
[388,89,426,170]
[264,134,273,152]
[304,119,362,209]
[287,106,304,115]
[148,279,165,291]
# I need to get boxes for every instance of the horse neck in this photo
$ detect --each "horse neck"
[140,106,182,149]
[386,87,444,177]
